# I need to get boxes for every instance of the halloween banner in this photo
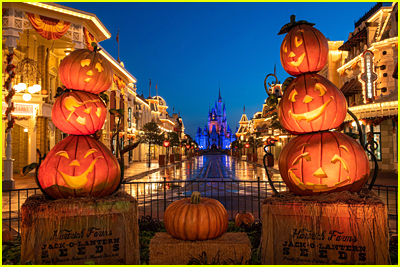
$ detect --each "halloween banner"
[27,13,70,40]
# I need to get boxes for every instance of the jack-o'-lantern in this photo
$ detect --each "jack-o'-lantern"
[278,73,347,134]
[279,15,328,76]
[58,48,113,94]
[52,91,107,135]
[278,132,370,196]
[38,135,121,199]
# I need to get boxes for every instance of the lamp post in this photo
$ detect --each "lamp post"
[163,132,170,165]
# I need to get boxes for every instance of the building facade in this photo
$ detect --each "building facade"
[196,89,236,149]
[2,2,186,189]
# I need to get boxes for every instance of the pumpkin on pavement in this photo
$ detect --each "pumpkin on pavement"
[2,230,13,243]
[164,191,228,241]
[235,211,255,227]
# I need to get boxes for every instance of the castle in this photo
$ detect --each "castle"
[196,89,236,150]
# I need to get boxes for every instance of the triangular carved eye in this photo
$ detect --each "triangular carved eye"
[283,40,287,53]
[314,83,327,96]
[303,95,314,103]
[96,107,101,117]
[295,36,303,47]
[331,154,349,173]
[288,89,298,102]
[55,151,69,159]
[81,59,91,67]
[95,63,104,73]
[292,152,311,165]
[84,107,92,114]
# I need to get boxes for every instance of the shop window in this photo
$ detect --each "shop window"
[364,124,382,161]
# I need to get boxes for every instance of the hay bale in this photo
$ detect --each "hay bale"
[21,190,140,265]
[149,232,251,264]
[261,189,389,265]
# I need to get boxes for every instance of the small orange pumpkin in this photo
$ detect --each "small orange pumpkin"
[164,191,228,241]
[2,230,14,243]
[235,211,255,227]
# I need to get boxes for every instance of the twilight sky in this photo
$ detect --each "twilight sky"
[59,2,376,138]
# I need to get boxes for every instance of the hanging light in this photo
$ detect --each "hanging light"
[15,29,42,99]
[23,93,32,101]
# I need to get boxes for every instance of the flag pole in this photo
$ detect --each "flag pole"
[117,28,121,63]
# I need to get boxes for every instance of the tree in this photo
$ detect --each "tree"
[139,122,164,167]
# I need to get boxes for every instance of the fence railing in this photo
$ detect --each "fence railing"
[2,180,397,235]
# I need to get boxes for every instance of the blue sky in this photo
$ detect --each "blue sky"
[59,2,377,138]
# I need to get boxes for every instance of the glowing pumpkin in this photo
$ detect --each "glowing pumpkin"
[58,49,113,94]
[164,191,228,241]
[279,16,328,76]
[278,132,370,196]
[52,91,107,135]
[278,73,347,134]
[38,135,121,199]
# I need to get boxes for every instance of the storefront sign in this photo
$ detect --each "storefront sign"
[2,102,38,116]
[359,50,378,103]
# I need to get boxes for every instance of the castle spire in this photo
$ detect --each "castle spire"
[243,105,245,114]
[218,82,222,100]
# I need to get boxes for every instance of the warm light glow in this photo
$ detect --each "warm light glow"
[23,93,32,101]
[28,86,36,94]
[99,49,136,83]
[24,128,28,132]
[18,83,27,91]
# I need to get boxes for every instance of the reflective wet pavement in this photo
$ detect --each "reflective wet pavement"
[3,153,398,233]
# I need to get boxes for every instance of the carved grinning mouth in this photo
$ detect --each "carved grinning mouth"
[57,156,103,189]
[289,96,334,122]
[288,52,306,67]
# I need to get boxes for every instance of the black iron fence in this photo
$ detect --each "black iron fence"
[2,180,397,235]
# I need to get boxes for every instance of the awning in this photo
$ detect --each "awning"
[340,78,363,96]
[338,28,367,51]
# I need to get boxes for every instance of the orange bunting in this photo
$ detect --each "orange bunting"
[83,27,98,51]
[113,74,126,90]
[27,13,70,40]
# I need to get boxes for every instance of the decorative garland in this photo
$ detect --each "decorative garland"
[334,115,398,132]
[4,52,16,132]
[2,115,31,121]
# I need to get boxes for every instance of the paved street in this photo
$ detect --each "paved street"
[3,153,398,234]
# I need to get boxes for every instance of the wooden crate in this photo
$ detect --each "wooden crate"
[21,191,139,265]
[261,190,389,265]
[149,232,251,265]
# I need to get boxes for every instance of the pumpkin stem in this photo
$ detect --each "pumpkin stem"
[242,210,246,214]
[190,191,202,204]
[290,15,296,24]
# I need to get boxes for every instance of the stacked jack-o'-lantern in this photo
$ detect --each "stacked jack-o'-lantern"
[38,45,121,199]
[277,16,370,196]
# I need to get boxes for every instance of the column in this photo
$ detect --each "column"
[27,117,37,165]
[3,40,19,190]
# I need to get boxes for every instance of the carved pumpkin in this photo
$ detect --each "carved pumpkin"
[279,17,328,76]
[278,73,347,134]
[278,132,370,196]
[235,211,255,227]
[58,49,113,94]
[38,135,121,199]
[52,91,107,135]
[164,191,228,241]
[2,230,14,243]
